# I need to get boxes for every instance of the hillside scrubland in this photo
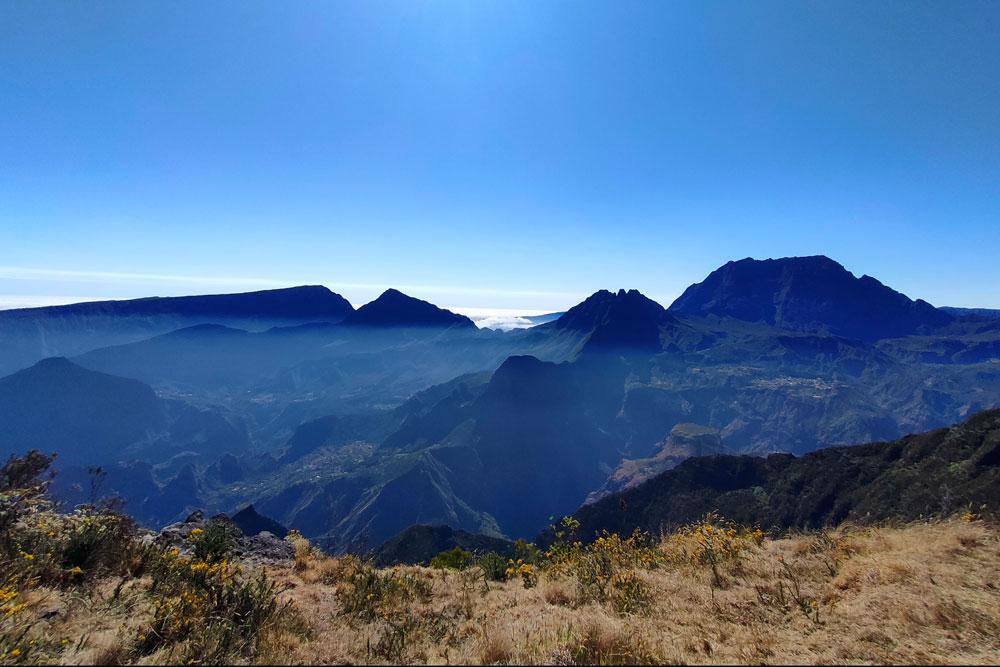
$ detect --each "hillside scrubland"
[2,452,997,665]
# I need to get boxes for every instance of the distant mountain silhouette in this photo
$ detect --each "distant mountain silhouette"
[0,357,247,468]
[546,289,678,351]
[0,285,353,320]
[0,285,355,375]
[940,306,1000,320]
[669,256,952,341]
[344,289,475,328]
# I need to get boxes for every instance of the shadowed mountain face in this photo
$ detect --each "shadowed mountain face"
[567,408,1000,542]
[0,285,355,375]
[344,289,475,328]
[669,256,952,341]
[547,289,680,352]
[0,357,247,469]
[455,355,623,537]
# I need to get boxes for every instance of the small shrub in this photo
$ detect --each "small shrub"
[569,618,657,665]
[478,629,514,665]
[60,507,138,576]
[285,529,315,571]
[504,559,538,588]
[190,518,239,564]
[339,566,433,621]
[541,578,575,606]
[608,570,651,615]
[545,516,583,568]
[137,547,291,662]
[477,551,508,582]
[514,538,543,565]
[662,512,764,588]
[557,530,658,614]
[429,546,473,571]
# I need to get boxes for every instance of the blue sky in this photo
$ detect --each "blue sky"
[2,1,999,312]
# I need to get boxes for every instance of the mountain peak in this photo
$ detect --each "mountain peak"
[230,504,288,538]
[345,290,475,329]
[669,256,952,341]
[18,356,131,384]
[552,289,675,351]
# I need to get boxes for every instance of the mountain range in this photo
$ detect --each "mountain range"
[0,254,997,547]
[0,285,354,376]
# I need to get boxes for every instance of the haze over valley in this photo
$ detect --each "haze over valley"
[3,255,998,552]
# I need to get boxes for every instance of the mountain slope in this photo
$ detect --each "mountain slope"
[670,256,952,341]
[0,357,248,468]
[569,408,1000,541]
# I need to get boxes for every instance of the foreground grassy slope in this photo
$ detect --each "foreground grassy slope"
[4,495,998,664]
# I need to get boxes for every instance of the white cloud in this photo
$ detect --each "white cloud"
[449,307,560,331]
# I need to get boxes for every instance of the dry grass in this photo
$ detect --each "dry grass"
[266,516,1000,665]
[6,516,999,665]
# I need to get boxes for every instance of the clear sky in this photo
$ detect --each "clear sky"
[2,1,999,312]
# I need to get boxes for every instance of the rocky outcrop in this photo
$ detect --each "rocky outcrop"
[157,509,294,563]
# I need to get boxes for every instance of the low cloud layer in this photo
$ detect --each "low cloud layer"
[450,307,562,331]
